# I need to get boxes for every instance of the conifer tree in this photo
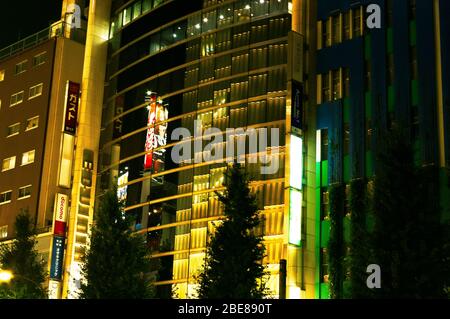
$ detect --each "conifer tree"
[79,188,154,299]
[197,163,268,298]
[0,211,47,299]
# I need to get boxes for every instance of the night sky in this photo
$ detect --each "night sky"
[0,1,62,49]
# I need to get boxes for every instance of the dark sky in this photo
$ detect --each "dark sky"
[0,1,62,49]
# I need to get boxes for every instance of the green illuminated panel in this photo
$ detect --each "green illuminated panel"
[321,161,328,186]
[289,188,302,246]
[321,220,330,247]
[316,162,321,186]
[320,283,330,299]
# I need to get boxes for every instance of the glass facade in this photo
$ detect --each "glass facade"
[100,0,298,298]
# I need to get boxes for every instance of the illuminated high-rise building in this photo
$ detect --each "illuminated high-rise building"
[1,0,448,300]
[0,0,112,299]
[314,0,450,298]
[98,0,317,298]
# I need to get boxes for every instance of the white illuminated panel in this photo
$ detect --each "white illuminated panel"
[289,188,302,245]
[117,171,128,202]
[316,130,321,163]
[290,135,303,190]
[48,280,61,299]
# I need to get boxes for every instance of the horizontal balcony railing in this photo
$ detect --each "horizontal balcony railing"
[0,21,87,62]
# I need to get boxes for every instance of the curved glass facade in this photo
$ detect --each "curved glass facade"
[100,0,299,298]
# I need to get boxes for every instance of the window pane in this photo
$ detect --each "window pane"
[123,7,131,26]
[332,15,341,45]
[26,116,39,130]
[7,123,20,137]
[217,3,233,28]
[132,1,142,20]
[332,69,341,100]
[142,0,152,13]
[353,8,362,37]
[343,12,351,40]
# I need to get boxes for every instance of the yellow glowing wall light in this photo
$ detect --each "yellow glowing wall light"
[290,135,303,190]
[289,188,302,246]
[0,270,13,282]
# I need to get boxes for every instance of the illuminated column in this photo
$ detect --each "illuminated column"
[62,0,112,299]
[285,24,305,298]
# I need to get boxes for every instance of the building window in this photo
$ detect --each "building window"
[2,156,16,172]
[15,60,27,75]
[332,69,341,101]
[343,11,351,41]
[321,187,330,220]
[7,123,20,137]
[322,72,331,103]
[0,69,4,81]
[0,225,7,238]
[353,7,362,37]
[132,1,142,21]
[321,129,329,161]
[320,248,329,283]
[29,83,43,100]
[0,191,12,205]
[142,0,152,13]
[21,150,35,166]
[18,185,32,200]
[123,7,131,26]
[32,52,47,67]
[26,116,39,131]
[332,15,341,45]
[10,91,24,107]
[322,18,331,47]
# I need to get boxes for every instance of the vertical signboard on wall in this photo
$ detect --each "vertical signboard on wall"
[49,194,69,298]
[144,92,168,173]
[291,80,303,136]
[63,81,81,135]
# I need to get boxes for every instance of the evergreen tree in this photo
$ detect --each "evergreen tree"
[79,188,154,299]
[0,211,47,299]
[328,183,345,299]
[197,163,269,299]
[372,126,450,298]
[348,178,373,298]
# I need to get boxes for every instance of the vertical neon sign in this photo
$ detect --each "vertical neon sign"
[144,93,157,171]
[144,91,168,172]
